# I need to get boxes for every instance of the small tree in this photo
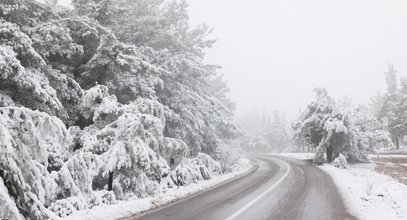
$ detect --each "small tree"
[294,88,391,163]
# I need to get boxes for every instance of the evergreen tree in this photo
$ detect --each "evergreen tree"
[0,0,238,218]
[294,88,392,163]
[379,64,404,149]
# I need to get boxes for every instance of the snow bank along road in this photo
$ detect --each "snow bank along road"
[127,155,356,220]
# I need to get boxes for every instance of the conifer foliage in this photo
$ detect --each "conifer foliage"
[0,0,237,218]
[293,88,392,163]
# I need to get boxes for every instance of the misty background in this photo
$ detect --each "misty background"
[190,0,407,119]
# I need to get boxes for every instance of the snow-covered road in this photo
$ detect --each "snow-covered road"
[127,155,356,220]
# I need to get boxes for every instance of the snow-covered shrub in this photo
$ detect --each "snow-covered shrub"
[100,139,169,199]
[0,106,72,170]
[48,196,87,218]
[169,160,208,186]
[55,152,101,197]
[331,153,348,169]
[112,173,160,200]
[0,107,69,219]
[196,153,221,174]
[169,154,220,186]
[217,142,242,173]
[162,137,190,167]
[0,177,24,220]
[89,190,116,207]
[366,130,394,152]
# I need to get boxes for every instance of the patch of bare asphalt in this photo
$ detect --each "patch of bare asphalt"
[371,156,407,185]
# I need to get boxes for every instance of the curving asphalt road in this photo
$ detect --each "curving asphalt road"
[128,155,357,220]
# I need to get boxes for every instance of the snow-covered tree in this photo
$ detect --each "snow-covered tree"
[69,0,237,156]
[294,88,392,163]
[0,0,238,218]
[378,64,405,149]
[0,107,71,219]
[369,91,384,118]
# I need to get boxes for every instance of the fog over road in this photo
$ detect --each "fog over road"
[130,155,356,220]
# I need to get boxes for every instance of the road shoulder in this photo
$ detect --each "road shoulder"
[320,162,407,220]
[61,158,256,220]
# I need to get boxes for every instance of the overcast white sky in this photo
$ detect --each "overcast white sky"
[186,0,407,119]
[58,0,407,119]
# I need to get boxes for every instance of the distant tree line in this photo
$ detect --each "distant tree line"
[236,109,291,153]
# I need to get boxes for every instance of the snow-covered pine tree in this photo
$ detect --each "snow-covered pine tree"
[378,64,405,149]
[70,0,237,156]
[0,0,238,218]
[0,107,72,219]
[294,88,392,163]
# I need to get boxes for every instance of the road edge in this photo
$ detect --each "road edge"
[122,158,259,220]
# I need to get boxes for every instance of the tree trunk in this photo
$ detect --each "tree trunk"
[326,146,333,162]
[396,137,400,150]
[108,172,113,191]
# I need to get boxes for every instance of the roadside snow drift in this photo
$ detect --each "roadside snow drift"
[320,165,407,220]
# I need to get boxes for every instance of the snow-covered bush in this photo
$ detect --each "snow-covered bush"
[162,137,190,167]
[48,196,87,218]
[366,130,394,152]
[0,107,72,169]
[169,160,209,186]
[0,177,24,220]
[55,152,101,197]
[89,190,116,207]
[196,153,221,175]
[0,107,70,219]
[331,153,348,169]
[169,153,221,186]
[217,142,242,173]
[100,139,169,199]
[112,173,160,200]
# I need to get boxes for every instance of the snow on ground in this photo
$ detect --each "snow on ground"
[368,154,407,159]
[376,145,407,154]
[271,153,315,160]
[276,153,407,220]
[320,164,407,220]
[62,158,253,220]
